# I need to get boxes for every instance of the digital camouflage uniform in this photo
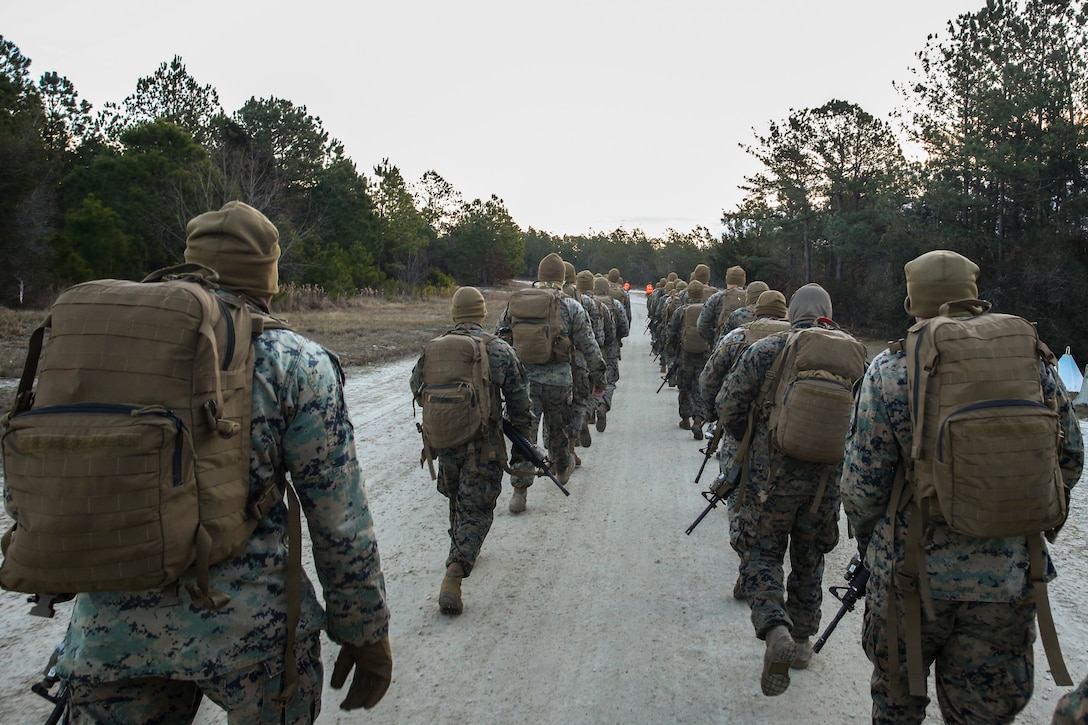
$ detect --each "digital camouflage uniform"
[54,326,391,723]
[701,306,790,557]
[567,284,602,443]
[718,286,843,646]
[602,291,629,412]
[409,323,532,575]
[841,347,1083,724]
[500,280,605,490]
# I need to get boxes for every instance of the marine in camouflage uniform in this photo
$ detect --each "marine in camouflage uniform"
[49,202,392,723]
[606,267,633,325]
[500,253,605,512]
[410,286,532,614]
[665,279,711,433]
[718,283,844,697]
[841,250,1084,725]
[699,290,789,599]
[721,280,769,340]
[566,268,601,455]
[595,275,629,427]
[696,265,747,344]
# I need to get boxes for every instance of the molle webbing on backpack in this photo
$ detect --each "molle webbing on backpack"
[507,287,571,365]
[906,309,1065,536]
[681,304,708,354]
[0,273,282,606]
[763,326,867,464]
[418,331,496,451]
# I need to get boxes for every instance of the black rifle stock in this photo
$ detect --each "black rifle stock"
[812,553,870,653]
[694,422,723,484]
[501,418,570,496]
[656,362,679,393]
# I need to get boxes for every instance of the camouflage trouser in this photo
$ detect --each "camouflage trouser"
[1053,674,1088,725]
[862,582,1035,725]
[570,363,592,439]
[675,353,709,421]
[66,633,323,724]
[739,466,840,639]
[515,381,572,488]
[603,351,620,410]
[437,444,504,575]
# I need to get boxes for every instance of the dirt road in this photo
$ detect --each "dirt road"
[3,295,1086,724]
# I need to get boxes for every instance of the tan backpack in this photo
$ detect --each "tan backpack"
[0,266,289,609]
[886,301,1071,696]
[762,323,867,464]
[715,287,747,335]
[681,303,708,354]
[416,330,497,452]
[507,287,571,365]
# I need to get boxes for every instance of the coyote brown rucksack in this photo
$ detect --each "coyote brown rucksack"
[417,330,497,450]
[681,304,708,354]
[886,300,1072,696]
[507,286,571,365]
[715,287,747,336]
[0,266,288,609]
[762,323,867,464]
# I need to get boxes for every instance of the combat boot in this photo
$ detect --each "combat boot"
[679,417,690,430]
[790,637,813,670]
[595,401,608,432]
[692,416,704,441]
[569,440,581,468]
[732,575,746,601]
[659,362,666,373]
[579,418,593,448]
[439,563,464,615]
[509,486,528,513]
[761,625,797,696]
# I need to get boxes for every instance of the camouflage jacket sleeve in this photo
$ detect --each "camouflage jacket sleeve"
[487,336,532,434]
[718,335,783,442]
[581,293,604,347]
[563,297,606,384]
[696,291,722,344]
[698,328,746,417]
[840,350,905,555]
[1046,360,1085,491]
[612,299,630,340]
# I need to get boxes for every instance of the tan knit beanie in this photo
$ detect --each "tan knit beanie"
[608,268,622,284]
[184,201,280,298]
[594,276,610,296]
[667,272,678,283]
[451,286,487,323]
[563,261,576,285]
[538,253,566,283]
[664,281,676,293]
[687,280,704,303]
[904,250,980,318]
[745,281,769,306]
[755,290,787,318]
[726,266,746,286]
[576,270,595,293]
[693,264,711,284]
[676,280,688,291]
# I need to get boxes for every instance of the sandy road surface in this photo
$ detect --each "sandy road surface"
[2,294,1087,724]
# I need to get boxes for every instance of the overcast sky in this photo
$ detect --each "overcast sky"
[4,0,984,237]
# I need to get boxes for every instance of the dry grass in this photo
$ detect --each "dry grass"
[0,286,517,377]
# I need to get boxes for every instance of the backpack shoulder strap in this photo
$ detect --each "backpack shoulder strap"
[1029,533,1072,686]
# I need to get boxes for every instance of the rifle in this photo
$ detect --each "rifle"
[812,552,870,653]
[656,361,679,393]
[32,646,68,725]
[694,422,723,484]
[502,418,570,496]
[686,408,754,536]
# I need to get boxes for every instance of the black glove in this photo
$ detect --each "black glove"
[330,636,392,710]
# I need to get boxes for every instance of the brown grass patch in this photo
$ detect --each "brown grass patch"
[0,286,518,377]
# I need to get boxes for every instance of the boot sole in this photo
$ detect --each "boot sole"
[761,637,797,696]
[438,593,463,615]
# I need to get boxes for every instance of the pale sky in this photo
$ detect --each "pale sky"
[3,0,984,237]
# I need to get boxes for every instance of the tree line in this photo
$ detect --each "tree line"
[3,0,1088,354]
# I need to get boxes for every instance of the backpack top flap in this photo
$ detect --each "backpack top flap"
[716,288,747,331]
[905,310,1065,536]
[508,287,568,364]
